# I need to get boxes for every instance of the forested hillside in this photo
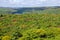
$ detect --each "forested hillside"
[0,7,60,40]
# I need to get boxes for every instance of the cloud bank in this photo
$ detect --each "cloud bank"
[0,0,60,7]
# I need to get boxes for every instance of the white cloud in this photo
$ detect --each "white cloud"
[0,0,60,7]
[40,0,47,2]
[8,0,47,4]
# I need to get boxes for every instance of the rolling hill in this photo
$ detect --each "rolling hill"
[0,6,60,40]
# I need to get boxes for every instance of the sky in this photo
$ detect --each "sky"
[0,0,60,7]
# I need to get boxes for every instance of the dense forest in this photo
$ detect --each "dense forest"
[0,7,60,40]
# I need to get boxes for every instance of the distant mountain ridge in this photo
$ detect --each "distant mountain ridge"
[0,6,60,14]
[12,6,60,14]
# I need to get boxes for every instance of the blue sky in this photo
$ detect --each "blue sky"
[0,0,60,7]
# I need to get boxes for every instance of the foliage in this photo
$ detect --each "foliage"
[0,8,60,40]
